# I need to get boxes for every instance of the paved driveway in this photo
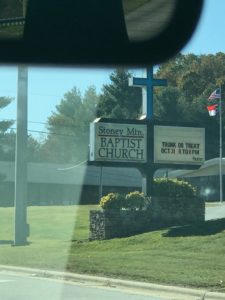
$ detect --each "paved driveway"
[205,203,225,220]
[0,273,164,300]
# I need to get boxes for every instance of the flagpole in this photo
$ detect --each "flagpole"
[219,85,223,203]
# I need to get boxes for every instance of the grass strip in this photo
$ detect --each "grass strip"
[0,205,225,291]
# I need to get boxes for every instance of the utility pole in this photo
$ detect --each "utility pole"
[208,83,223,203]
[14,66,29,246]
[219,84,223,203]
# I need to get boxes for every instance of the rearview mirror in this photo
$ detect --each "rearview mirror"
[0,0,204,65]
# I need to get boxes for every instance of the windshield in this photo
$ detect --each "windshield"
[1,1,225,300]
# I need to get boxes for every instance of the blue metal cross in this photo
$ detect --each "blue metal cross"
[129,67,167,120]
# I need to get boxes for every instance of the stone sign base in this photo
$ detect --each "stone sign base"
[89,197,205,240]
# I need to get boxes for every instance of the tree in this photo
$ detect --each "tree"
[154,87,189,123]
[82,85,99,122]
[41,86,99,163]
[0,97,15,161]
[157,53,225,102]
[0,97,14,132]
[40,55,225,162]
[96,69,142,119]
[27,135,43,162]
[155,53,225,159]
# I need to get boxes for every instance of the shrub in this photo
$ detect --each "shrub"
[99,192,125,210]
[99,179,195,210]
[99,191,149,211]
[153,178,196,198]
[125,191,147,210]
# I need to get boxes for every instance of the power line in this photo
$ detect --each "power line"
[0,118,91,129]
[9,127,81,138]
[0,118,92,138]
[1,125,86,138]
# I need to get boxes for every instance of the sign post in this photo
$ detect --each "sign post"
[89,68,205,199]
[89,120,205,196]
[129,67,167,195]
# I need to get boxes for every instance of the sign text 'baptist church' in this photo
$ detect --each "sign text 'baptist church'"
[90,122,147,163]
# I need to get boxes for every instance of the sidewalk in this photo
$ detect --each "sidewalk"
[0,265,225,300]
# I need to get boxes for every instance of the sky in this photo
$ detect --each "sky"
[182,0,224,55]
[0,0,224,137]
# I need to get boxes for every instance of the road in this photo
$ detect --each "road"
[205,203,225,220]
[0,273,164,300]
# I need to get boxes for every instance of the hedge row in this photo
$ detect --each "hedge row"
[99,178,197,210]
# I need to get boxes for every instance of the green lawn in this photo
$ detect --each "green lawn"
[0,205,97,270]
[0,205,225,292]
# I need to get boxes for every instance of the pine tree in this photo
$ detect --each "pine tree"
[41,86,99,163]
[96,69,142,119]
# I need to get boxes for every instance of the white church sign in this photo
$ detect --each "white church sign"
[154,125,205,165]
[90,122,147,163]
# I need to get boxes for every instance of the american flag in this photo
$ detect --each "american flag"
[208,88,221,100]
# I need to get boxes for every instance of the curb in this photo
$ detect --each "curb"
[0,265,225,300]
